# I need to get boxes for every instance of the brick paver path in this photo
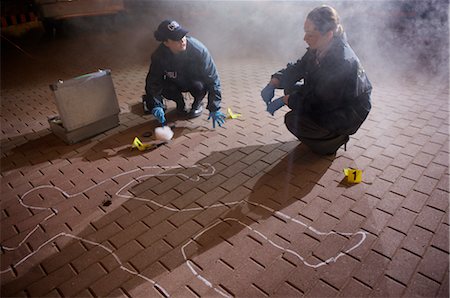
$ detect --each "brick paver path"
[1,4,449,297]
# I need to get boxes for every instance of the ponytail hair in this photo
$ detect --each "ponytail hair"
[307,5,344,37]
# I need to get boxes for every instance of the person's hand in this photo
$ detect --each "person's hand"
[267,96,285,115]
[208,110,226,128]
[261,84,275,104]
[152,107,166,125]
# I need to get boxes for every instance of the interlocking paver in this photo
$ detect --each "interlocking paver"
[387,207,417,234]
[41,240,87,274]
[58,262,107,297]
[129,239,173,272]
[415,205,445,232]
[404,273,441,297]
[324,194,353,216]
[402,225,434,257]
[1,266,46,297]
[373,227,405,259]
[90,266,132,297]
[26,263,76,297]
[437,270,449,297]
[253,256,296,295]
[340,278,372,297]
[417,246,449,284]
[432,223,450,253]
[401,190,429,213]
[377,192,404,215]
[307,279,339,297]
[362,209,392,236]
[1,2,449,297]
[391,153,415,169]
[371,275,406,297]
[436,173,449,192]
[353,250,390,288]
[385,248,421,285]
[71,244,111,273]
[414,175,440,195]
[412,151,435,168]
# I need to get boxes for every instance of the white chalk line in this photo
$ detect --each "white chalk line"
[2,231,169,297]
[2,164,216,252]
[1,164,216,296]
[181,207,367,297]
[1,163,367,298]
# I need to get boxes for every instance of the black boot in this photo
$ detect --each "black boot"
[188,98,203,118]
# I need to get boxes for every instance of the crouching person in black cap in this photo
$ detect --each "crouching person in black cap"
[143,20,226,128]
[261,6,372,155]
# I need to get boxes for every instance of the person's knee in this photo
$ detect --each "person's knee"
[284,111,300,137]
[190,81,207,99]
[162,84,183,101]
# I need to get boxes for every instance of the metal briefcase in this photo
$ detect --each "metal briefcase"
[48,69,120,144]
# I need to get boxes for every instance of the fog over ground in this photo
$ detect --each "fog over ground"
[1,0,448,88]
[123,0,448,80]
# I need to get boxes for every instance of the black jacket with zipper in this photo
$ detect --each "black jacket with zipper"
[273,33,372,135]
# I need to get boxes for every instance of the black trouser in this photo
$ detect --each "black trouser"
[285,111,348,155]
[162,80,207,110]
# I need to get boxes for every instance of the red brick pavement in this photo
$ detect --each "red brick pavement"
[1,4,449,298]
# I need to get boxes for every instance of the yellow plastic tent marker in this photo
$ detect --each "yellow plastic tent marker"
[227,107,241,119]
[131,137,152,151]
[344,168,362,183]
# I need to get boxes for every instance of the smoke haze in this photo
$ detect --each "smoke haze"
[124,0,448,80]
[2,0,448,87]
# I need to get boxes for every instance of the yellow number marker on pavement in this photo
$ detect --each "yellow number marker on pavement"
[227,107,242,119]
[344,168,362,183]
[131,137,152,151]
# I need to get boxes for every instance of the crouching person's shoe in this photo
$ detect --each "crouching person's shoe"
[305,135,349,156]
[188,99,203,118]
[189,105,203,118]
[142,95,151,114]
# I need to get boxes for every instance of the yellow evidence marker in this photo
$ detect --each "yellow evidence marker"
[343,168,362,183]
[131,137,152,151]
[227,107,241,119]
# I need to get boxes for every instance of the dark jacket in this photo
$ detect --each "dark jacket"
[273,34,372,135]
[144,36,222,112]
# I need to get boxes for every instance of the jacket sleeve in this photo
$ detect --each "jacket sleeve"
[272,50,311,89]
[143,52,165,111]
[198,48,222,112]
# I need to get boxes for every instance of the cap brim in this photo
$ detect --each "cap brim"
[170,28,188,41]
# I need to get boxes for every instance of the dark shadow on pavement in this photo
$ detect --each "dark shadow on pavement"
[1,141,360,297]
[0,112,208,173]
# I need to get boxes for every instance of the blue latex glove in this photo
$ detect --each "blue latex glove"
[152,107,166,125]
[261,84,275,105]
[267,96,285,115]
[208,111,226,128]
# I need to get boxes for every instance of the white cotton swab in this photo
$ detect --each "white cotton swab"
[154,126,174,141]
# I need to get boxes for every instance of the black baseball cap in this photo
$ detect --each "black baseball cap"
[154,20,188,41]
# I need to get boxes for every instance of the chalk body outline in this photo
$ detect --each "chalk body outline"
[1,163,367,297]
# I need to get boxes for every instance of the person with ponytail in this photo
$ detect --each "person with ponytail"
[143,20,225,128]
[261,5,372,155]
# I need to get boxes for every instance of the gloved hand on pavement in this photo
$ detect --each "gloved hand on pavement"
[261,84,275,105]
[266,96,285,115]
[152,107,166,125]
[208,110,226,128]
